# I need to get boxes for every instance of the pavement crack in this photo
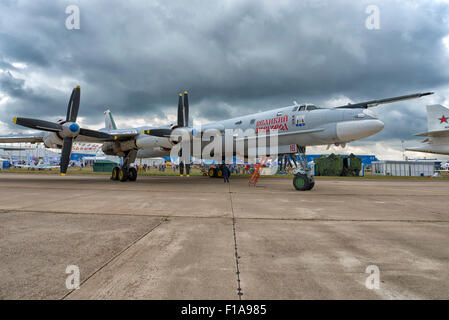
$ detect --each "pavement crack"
[60,218,167,300]
[228,183,243,300]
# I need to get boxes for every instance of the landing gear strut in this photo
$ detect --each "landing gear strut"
[292,146,315,191]
[111,150,138,182]
[179,161,191,177]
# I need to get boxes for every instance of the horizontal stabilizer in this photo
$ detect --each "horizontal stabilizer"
[414,129,449,137]
[406,145,449,155]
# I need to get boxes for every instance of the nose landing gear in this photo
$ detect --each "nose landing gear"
[293,173,315,191]
[292,146,315,191]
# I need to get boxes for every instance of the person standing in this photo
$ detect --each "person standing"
[222,162,230,183]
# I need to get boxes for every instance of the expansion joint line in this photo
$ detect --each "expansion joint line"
[60,218,167,300]
[228,184,243,299]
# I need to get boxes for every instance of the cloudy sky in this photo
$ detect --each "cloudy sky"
[1,0,449,159]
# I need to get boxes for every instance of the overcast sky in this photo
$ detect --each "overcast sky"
[1,0,449,159]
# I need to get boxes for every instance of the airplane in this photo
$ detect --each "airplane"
[0,85,433,190]
[15,158,59,170]
[406,104,449,155]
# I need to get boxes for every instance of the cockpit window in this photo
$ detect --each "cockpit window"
[306,105,319,111]
[292,106,299,112]
[299,106,306,111]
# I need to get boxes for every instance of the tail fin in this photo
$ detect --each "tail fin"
[104,109,117,130]
[427,104,449,131]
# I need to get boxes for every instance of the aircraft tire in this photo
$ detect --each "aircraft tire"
[208,168,215,178]
[128,167,137,181]
[293,174,311,191]
[306,176,315,190]
[217,169,223,177]
[119,168,129,182]
[111,167,120,181]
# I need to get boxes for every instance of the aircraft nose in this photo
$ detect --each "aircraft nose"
[336,119,384,142]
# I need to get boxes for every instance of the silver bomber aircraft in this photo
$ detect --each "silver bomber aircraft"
[0,86,433,190]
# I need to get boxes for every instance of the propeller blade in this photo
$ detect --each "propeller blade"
[60,137,73,175]
[13,117,63,132]
[66,86,80,122]
[79,128,114,140]
[177,93,184,127]
[142,128,172,137]
[183,91,189,127]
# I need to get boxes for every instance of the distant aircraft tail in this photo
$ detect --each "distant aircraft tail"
[104,109,117,130]
[426,104,449,131]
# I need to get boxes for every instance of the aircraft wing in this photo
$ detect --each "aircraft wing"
[334,92,433,109]
[15,164,33,168]
[38,165,59,169]
[0,133,45,143]
[0,130,138,144]
[414,129,449,137]
[103,129,140,141]
[0,145,28,151]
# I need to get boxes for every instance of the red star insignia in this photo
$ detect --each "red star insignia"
[439,115,448,123]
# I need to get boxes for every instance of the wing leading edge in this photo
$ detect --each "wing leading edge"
[0,133,45,144]
[335,92,433,109]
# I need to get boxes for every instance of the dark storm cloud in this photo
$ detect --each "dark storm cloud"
[0,33,49,67]
[0,0,448,145]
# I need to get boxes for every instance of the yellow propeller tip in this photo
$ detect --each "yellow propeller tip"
[76,85,80,89]
[13,117,17,124]
[179,93,182,96]
[184,91,188,94]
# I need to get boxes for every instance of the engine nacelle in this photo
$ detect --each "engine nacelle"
[135,135,173,150]
[102,140,137,157]
[43,132,63,148]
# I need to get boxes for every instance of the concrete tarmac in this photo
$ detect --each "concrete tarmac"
[0,173,448,299]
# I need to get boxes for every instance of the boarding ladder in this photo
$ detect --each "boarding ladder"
[248,156,269,187]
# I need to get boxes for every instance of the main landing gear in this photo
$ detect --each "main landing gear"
[208,166,223,178]
[292,146,315,191]
[112,166,137,182]
[111,150,138,182]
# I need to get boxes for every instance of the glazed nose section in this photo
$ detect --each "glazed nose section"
[336,119,384,142]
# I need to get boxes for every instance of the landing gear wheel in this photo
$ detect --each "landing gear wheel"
[217,169,223,177]
[111,167,120,181]
[306,176,315,190]
[128,167,137,181]
[293,174,314,191]
[208,168,215,178]
[119,168,129,182]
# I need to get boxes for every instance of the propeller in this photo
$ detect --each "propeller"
[144,91,190,138]
[183,91,189,127]
[177,93,184,127]
[12,86,113,175]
